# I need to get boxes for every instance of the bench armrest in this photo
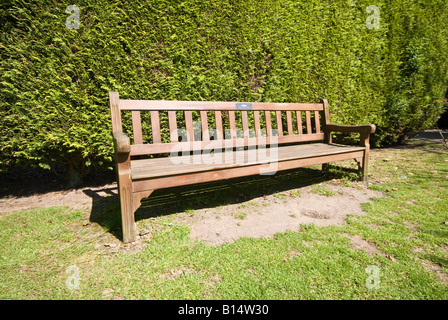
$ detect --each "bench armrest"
[113,132,131,154]
[323,124,375,147]
[324,124,376,135]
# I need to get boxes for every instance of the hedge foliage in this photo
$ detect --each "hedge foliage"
[1,0,448,185]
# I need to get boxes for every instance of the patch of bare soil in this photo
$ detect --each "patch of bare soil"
[420,259,448,285]
[343,234,381,256]
[175,182,383,246]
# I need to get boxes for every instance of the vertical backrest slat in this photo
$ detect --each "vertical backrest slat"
[241,111,249,138]
[168,111,178,142]
[305,111,312,134]
[200,111,209,141]
[215,111,223,140]
[314,111,321,133]
[286,111,293,135]
[296,111,303,134]
[253,111,261,137]
[185,111,194,141]
[229,111,237,139]
[265,111,272,136]
[150,111,161,144]
[131,111,143,144]
[276,111,283,136]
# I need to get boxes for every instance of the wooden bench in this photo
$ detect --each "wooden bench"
[109,91,375,243]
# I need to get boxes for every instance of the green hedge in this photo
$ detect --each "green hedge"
[1,0,447,186]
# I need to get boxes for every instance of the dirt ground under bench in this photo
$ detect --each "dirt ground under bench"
[0,176,383,246]
[174,182,383,245]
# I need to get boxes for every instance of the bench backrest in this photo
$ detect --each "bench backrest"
[109,91,330,157]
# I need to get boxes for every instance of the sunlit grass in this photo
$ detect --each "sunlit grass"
[0,143,447,299]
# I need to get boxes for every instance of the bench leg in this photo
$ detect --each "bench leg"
[116,153,137,243]
[360,133,371,183]
[361,151,369,182]
[118,178,137,243]
[118,189,153,243]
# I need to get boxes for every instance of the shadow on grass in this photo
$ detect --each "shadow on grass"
[0,166,116,198]
[424,254,448,268]
[83,164,360,242]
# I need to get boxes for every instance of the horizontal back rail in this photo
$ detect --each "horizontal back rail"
[119,99,324,111]
[130,134,325,156]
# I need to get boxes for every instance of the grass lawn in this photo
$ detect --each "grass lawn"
[0,143,447,300]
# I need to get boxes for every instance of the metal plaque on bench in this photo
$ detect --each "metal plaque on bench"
[236,103,252,110]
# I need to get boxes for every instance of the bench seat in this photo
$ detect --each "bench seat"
[131,143,365,181]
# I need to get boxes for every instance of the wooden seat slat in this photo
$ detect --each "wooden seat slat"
[131,143,365,180]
